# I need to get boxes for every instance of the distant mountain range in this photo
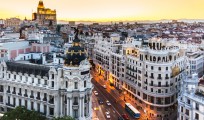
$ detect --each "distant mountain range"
[57,19,204,25]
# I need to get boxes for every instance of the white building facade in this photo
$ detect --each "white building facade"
[178,72,204,120]
[0,34,93,120]
[93,36,187,120]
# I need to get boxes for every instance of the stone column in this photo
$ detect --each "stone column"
[79,97,81,118]
[54,95,59,117]
[40,102,43,113]
[67,97,69,116]
[60,95,63,116]
[22,98,25,106]
[27,100,31,110]
[16,98,19,106]
[46,105,49,117]
[81,97,84,117]
[69,98,72,116]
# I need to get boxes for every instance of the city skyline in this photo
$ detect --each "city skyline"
[0,0,204,22]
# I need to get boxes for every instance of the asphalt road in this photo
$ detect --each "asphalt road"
[91,72,135,120]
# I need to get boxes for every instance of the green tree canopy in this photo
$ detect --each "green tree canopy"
[53,116,75,120]
[1,106,46,120]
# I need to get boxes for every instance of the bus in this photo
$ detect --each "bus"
[125,103,140,119]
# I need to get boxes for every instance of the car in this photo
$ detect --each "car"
[98,99,103,104]
[106,100,111,106]
[105,111,111,119]
[94,107,99,111]
[118,116,124,120]
[103,85,107,89]
[122,114,129,120]
[93,91,98,95]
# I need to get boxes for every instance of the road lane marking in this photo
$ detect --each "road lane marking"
[94,85,121,118]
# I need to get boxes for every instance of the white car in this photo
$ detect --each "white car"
[103,85,107,89]
[105,111,111,119]
[93,91,98,95]
[106,100,111,106]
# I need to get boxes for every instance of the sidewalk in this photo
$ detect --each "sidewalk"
[92,94,106,120]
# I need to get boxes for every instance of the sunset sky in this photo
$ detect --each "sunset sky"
[0,0,204,21]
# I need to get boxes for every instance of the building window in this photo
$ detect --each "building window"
[0,96,3,102]
[19,99,21,106]
[32,78,34,83]
[74,110,78,118]
[196,103,199,110]
[195,113,199,120]
[8,74,10,78]
[31,102,34,110]
[158,67,161,70]
[74,82,78,89]
[166,67,168,70]
[44,105,47,114]
[187,99,190,104]
[7,86,10,93]
[51,81,54,88]
[181,106,183,112]
[151,66,153,70]
[44,80,47,85]
[84,81,86,87]
[38,79,40,84]
[25,100,27,108]
[74,97,78,105]
[66,81,68,88]
[185,109,189,116]
[49,108,54,116]
[37,103,40,112]
[19,88,21,95]
[14,75,16,79]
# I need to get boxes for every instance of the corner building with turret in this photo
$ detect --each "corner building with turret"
[93,34,187,120]
[0,34,93,119]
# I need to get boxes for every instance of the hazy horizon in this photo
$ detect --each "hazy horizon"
[0,0,204,22]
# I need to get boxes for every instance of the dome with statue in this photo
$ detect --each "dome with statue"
[64,28,86,66]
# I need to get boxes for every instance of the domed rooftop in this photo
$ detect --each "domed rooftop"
[38,0,44,8]
[64,28,86,66]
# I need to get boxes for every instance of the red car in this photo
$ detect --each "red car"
[122,114,129,120]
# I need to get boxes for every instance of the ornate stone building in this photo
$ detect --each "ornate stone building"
[0,31,93,119]
[32,0,57,27]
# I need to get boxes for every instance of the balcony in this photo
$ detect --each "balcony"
[73,102,78,105]
[144,81,148,84]
[18,93,22,96]
[43,98,47,102]
[49,100,54,104]
[0,89,3,92]
[6,103,15,107]
[165,77,169,80]
[36,97,41,100]
[30,95,34,99]
[12,91,16,94]
[7,90,10,93]
[144,74,148,77]
[157,77,162,80]
[24,94,28,97]
[150,76,154,79]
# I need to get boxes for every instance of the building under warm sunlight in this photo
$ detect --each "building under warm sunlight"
[32,0,56,27]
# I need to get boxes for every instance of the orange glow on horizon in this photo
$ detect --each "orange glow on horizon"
[0,0,204,22]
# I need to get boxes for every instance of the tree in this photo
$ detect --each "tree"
[1,106,46,120]
[53,116,75,120]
